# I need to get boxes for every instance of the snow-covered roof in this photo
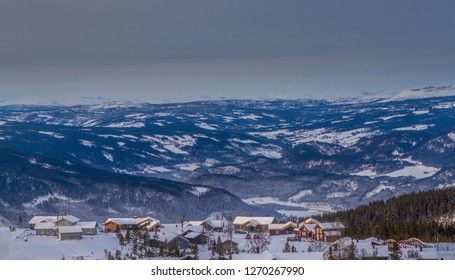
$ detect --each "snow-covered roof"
[269,221,297,230]
[319,222,345,230]
[300,223,316,231]
[233,216,275,225]
[183,225,204,233]
[58,226,82,234]
[146,221,163,231]
[28,216,58,225]
[304,218,321,224]
[34,223,56,230]
[78,221,97,229]
[184,232,204,239]
[221,239,238,245]
[56,215,80,224]
[154,232,189,244]
[210,220,224,228]
[248,219,260,226]
[185,220,210,227]
[104,216,158,226]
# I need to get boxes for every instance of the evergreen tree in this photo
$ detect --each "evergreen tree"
[345,239,358,260]
[169,240,180,257]
[307,245,313,252]
[18,215,23,228]
[327,246,334,260]
[115,249,122,260]
[125,229,131,243]
[191,243,199,260]
[282,240,290,253]
[390,241,402,260]
[216,236,224,259]
[118,233,126,246]
[291,244,297,253]
[159,242,165,257]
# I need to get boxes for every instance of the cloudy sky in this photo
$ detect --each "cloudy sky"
[1,0,454,103]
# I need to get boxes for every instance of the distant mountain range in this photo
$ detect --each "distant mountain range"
[1,85,455,221]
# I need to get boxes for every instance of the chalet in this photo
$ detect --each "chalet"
[182,225,204,236]
[34,222,57,236]
[304,218,321,225]
[146,220,164,232]
[268,221,297,235]
[297,223,316,239]
[183,232,207,245]
[313,222,345,242]
[233,216,275,233]
[54,215,80,227]
[28,215,80,229]
[103,217,159,231]
[184,220,213,232]
[155,232,190,250]
[28,216,58,229]
[78,221,98,235]
[58,226,82,241]
[29,214,99,240]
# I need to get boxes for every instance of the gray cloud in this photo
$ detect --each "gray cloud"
[0,0,454,100]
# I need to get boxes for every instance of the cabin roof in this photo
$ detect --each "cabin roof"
[58,226,82,234]
[78,221,97,229]
[233,216,274,225]
[34,223,56,230]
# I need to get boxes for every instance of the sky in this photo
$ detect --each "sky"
[1,0,454,104]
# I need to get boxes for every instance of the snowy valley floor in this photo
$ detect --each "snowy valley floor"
[1,227,455,260]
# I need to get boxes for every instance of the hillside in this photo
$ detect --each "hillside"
[0,149,272,223]
[317,188,455,242]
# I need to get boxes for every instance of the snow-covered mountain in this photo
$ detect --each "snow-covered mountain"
[1,86,455,218]
[383,85,455,102]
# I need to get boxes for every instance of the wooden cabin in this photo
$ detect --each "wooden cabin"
[57,226,82,241]
[34,223,57,236]
[313,222,345,242]
[268,222,297,235]
[78,221,98,235]
[297,223,316,239]
[54,215,80,227]
[233,216,275,233]
[103,217,159,231]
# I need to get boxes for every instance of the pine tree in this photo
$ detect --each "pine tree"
[170,240,180,257]
[307,245,313,252]
[159,242,164,257]
[291,244,297,253]
[216,236,224,259]
[282,240,290,253]
[118,233,125,246]
[18,215,23,228]
[390,241,402,260]
[115,249,122,260]
[327,246,334,260]
[191,243,199,260]
[125,229,131,243]
[346,239,358,260]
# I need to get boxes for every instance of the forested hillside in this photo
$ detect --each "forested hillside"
[317,188,455,242]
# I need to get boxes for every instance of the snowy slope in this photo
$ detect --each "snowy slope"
[384,86,455,102]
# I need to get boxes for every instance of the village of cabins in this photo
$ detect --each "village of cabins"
[26,214,345,247]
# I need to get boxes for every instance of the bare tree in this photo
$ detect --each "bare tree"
[247,232,271,254]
